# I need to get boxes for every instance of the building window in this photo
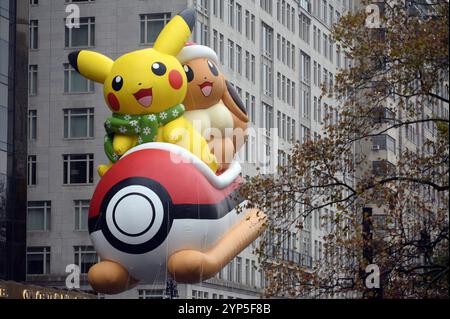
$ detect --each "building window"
[63,154,94,184]
[405,124,417,144]
[372,135,396,153]
[291,119,296,142]
[262,62,272,97]
[250,95,256,124]
[29,20,38,49]
[245,10,250,39]
[219,33,224,64]
[262,103,274,134]
[27,201,51,231]
[213,29,218,53]
[236,45,242,74]
[138,289,164,299]
[227,260,234,281]
[291,82,296,107]
[245,51,250,80]
[250,14,255,42]
[317,29,321,53]
[30,0,39,5]
[236,257,242,283]
[64,108,94,139]
[301,88,310,119]
[218,0,224,20]
[260,0,273,14]
[321,0,327,22]
[197,0,209,13]
[28,110,37,140]
[245,259,250,285]
[250,54,255,83]
[213,0,218,16]
[139,13,170,44]
[74,200,90,231]
[64,63,94,93]
[236,3,242,33]
[277,111,282,137]
[27,247,50,275]
[286,3,291,28]
[28,65,38,96]
[299,13,310,44]
[228,40,234,70]
[372,160,396,176]
[300,52,311,83]
[329,5,334,25]
[261,23,273,58]
[65,17,95,48]
[27,155,37,186]
[74,246,97,273]
[336,45,341,68]
[251,260,256,286]
[291,6,296,32]
[228,0,234,27]
[194,21,209,46]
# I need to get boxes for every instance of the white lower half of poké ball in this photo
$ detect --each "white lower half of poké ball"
[88,143,246,284]
[90,205,243,283]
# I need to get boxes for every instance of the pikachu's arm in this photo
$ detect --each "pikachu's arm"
[162,117,218,172]
[162,117,189,144]
[113,134,138,156]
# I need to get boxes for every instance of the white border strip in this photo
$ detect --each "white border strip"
[121,142,242,190]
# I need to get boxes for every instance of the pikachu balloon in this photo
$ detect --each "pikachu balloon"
[68,8,217,176]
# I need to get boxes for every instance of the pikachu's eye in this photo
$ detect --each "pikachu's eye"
[151,62,166,76]
[112,75,123,91]
[208,60,219,76]
[183,65,194,82]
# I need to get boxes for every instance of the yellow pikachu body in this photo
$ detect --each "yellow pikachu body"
[68,9,217,175]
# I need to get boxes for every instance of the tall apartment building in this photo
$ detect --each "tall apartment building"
[26,0,357,298]
[0,0,28,282]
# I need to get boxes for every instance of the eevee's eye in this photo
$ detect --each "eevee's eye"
[183,65,194,82]
[151,62,166,76]
[208,60,219,76]
[112,75,123,91]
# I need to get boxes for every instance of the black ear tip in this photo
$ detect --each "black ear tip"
[226,80,247,115]
[178,8,196,31]
[68,51,81,72]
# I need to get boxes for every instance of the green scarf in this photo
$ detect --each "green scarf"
[104,104,185,163]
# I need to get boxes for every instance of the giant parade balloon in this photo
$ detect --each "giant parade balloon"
[68,8,266,294]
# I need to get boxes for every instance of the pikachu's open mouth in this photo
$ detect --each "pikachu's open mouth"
[134,88,153,108]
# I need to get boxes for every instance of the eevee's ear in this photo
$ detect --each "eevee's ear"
[68,50,114,83]
[153,8,196,57]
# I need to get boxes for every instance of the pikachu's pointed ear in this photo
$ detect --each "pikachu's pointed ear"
[153,8,196,56]
[68,50,114,83]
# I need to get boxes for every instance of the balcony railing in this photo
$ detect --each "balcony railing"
[264,245,313,268]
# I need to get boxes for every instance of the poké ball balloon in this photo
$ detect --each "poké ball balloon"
[88,143,266,294]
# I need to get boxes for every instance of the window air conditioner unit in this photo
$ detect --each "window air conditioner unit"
[372,145,381,151]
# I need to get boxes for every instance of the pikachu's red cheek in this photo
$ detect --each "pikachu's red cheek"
[169,70,183,90]
[107,93,120,111]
